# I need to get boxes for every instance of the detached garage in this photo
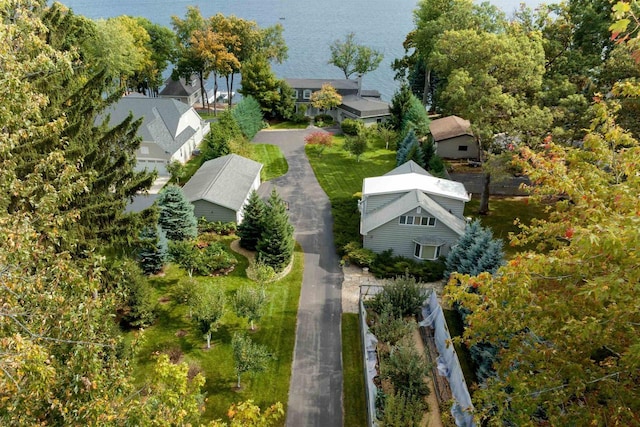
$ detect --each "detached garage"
[182,154,263,224]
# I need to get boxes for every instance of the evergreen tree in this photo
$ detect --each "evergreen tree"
[231,96,264,140]
[137,224,169,275]
[237,190,267,251]
[422,138,436,166]
[8,3,156,254]
[445,220,504,277]
[389,84,413,131]
[256,190,294,272]
[157,185,198,241]
[396,129,424,167]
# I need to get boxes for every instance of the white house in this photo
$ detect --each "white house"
[181,154,263,224]
[360,161,470,260]
[100,95,210,176]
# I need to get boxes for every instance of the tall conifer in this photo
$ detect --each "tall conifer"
[237,190,266,251]
[157,185,198,241]
[256,189,294,272]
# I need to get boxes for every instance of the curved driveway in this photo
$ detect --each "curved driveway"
[253,129,343,427]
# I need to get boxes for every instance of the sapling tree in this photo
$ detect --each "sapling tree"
[232,285,267,331]
[191,284,226,349]
[304,131,333,157]
[231,333,270,389]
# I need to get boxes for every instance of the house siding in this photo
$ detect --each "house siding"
[363,193,403,214]
[363,211,460,258]
[435,135,479,160]
[428,195,466,218]
[192,200,236,223]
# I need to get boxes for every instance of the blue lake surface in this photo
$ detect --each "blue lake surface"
[58,0,536,101]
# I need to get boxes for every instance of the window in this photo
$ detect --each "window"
[292,90,299,99]
[458,145,469,151]
[303,89,312,99]
[414,243,441,260]
[399,215,436,227]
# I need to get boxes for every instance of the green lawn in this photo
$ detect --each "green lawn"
[266,121,310,130]
[306,135,396,200]
[252,144,289,182]
[464,196,549,256]
[342,313,367,427]
[133,237,303,423]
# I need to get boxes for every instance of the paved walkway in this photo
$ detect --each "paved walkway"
[252,129,343,427]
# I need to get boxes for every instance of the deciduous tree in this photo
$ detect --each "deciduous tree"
[231,333,271,389]
[191,284,226,349]
[329,32,383,79]
[310,83,343,114]
[233,285,267,331]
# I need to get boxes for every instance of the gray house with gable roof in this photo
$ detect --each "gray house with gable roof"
[99,95,210,176]
[182,154,263,224]
[359,161,470,260]
[284,77,390,126]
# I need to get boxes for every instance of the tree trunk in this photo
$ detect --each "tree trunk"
[422,67,431,107]
[206,332,211,349]
[199,72,206,109]
[479,172,491,215]
[213,73,218,116]
[250,320,255,331]
[237,374,241,389]
[229,73,235,107]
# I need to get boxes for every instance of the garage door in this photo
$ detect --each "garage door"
[136,159,169,176]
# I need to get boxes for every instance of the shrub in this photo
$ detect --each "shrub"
[369,274,426,318]
[304,131,333,156]
[314,113,333,125]
[381,343,431,397]
[370,249,445,283]
[342,241,376,267]
[169,240,237,276]
[197,217,237,235]
[370,304,415,346]
[381,391,427,427]
[341,118,363,136]
[290,112,310,124]
[331,197,362,254]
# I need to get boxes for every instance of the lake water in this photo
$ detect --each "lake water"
[58,0,538,101]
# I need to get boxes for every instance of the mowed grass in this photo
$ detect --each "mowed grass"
[133,237,303,423]
[306,135,396,200]
[464,196,549,256]
[342,313,367,427]
[266,121,310,130]
[252,144,288,182]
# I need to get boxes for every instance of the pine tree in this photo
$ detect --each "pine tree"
[157,185,198,241]
[256,190,294,272]
[396,129,424,167]
[137,225,169,275]
[237,190,267,251]
[445,220,504,277]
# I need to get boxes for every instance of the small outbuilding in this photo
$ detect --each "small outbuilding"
[429,115,479,160]
[181,154,263,224]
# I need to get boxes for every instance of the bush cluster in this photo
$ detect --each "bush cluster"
[197,217,237,235]
[169,240,237,276]
[368,274,426,318]
[290,112,310,124]
[369,249,445,283]
[342,241,376,267]
[340,118,363,135]
[314,113,334,125]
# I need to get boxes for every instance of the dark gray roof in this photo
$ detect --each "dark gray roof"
[182,154,263,212]
[284,78,359,91]
[159,76,202,97]
[339,95,390,118]
[384,160,433,177]
[99,97,199,156]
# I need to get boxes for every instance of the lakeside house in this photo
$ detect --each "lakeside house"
[98,94,210,176]
[159,75,204,107]
[285,77,391,126]
[359,161,470,260]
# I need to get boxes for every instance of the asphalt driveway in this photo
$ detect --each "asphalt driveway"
[253,129,344,427]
